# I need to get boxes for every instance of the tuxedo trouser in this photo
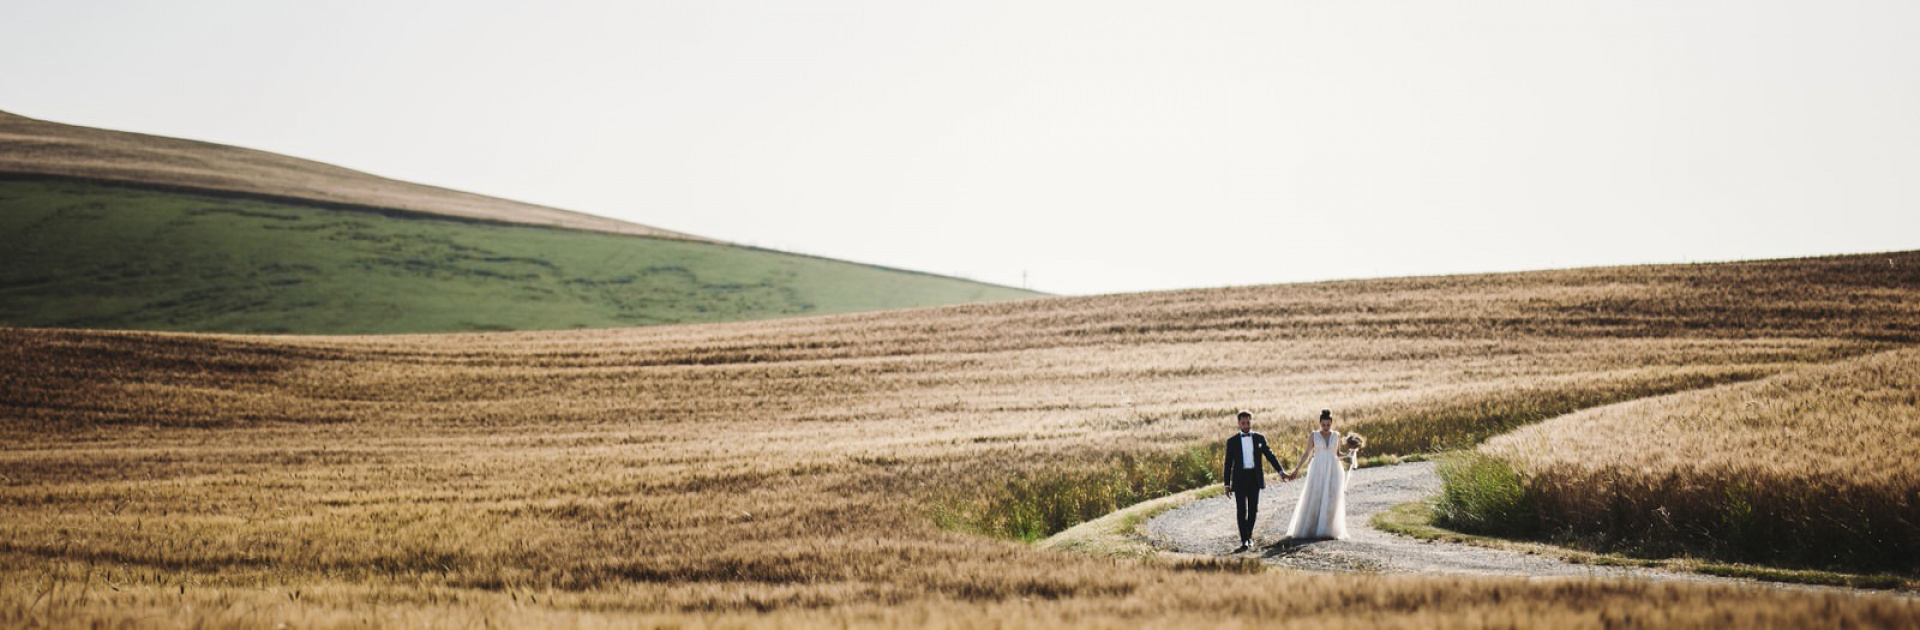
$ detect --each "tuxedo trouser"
[1232,468,1263,542]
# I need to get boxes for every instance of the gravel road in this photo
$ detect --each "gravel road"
[1145,461,1741,582]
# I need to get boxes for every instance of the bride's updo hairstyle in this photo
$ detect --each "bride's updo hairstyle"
[1319,409,1332,421]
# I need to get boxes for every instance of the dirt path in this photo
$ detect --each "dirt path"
[1145,461,1742,583]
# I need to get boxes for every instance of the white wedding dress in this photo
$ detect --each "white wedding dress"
[1285,430,1349,540]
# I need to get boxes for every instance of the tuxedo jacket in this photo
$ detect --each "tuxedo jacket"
[1223,432,1286,490]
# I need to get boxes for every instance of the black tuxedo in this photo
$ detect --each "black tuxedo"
[1223,431,1286,544]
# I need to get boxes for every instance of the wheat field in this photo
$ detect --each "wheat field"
[1484,345,1920,570]
[4,252,1920,627]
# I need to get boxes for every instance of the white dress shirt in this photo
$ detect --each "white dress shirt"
[1240,433,1255,469]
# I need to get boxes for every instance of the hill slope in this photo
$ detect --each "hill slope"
[0,110,699,239]
[0,179,1039,333]
[0,112,1042,333]
[2,252,1917,627]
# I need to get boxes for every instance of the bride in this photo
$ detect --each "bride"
[1284,409,1351,540]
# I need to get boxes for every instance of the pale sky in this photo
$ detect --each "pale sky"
[4,1,1918,295]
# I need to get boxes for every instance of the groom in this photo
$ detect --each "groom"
[1223,410,1289,551]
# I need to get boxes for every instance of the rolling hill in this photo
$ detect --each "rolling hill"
[0,112,1041,333]
[0,109,699,238]
[2,251,1917,627]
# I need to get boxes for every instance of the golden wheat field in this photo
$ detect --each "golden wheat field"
[1486,345,1920,569]
[4,252,1920,628]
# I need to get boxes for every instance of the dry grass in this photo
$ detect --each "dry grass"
[3,251,1920,627]
[1485,346,1920,571]
[0,110,706,240]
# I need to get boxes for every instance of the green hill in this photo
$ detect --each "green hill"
[0,179,1039,334]
[0,109,703,240]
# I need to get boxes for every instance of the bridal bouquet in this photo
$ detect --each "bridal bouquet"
[1344,433,1366,451]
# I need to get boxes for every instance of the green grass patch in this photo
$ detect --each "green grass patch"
[1037,484,1222,560]
[1371,500,1470,543]
[937,446,1220,542]
[1432,452,1538,537]
[0,179,1038,333]
[1689,563,1912,590]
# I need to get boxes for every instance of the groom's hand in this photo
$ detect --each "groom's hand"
[1223,483,1232,496]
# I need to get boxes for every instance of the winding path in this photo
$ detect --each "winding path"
[1146,461,1743,583]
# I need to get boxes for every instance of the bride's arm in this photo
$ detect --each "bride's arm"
[1291,435,1313,477]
